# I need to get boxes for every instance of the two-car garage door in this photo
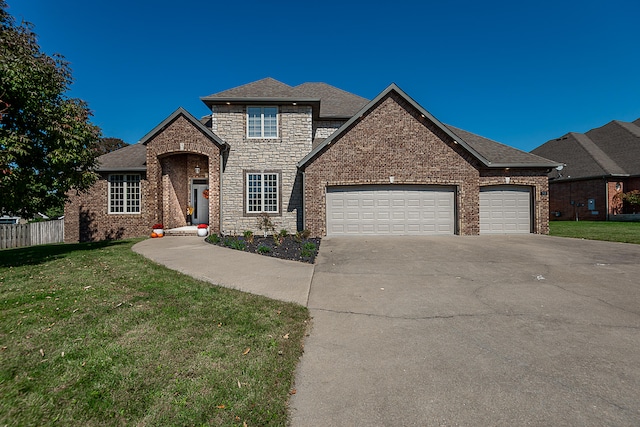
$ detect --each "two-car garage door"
[325,185,533,236]
[326,185,455,236]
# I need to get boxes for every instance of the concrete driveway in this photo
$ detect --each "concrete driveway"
[289,235,640,426]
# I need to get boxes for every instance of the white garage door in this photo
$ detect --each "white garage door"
[326,185,455,236]
[480,186,531,234]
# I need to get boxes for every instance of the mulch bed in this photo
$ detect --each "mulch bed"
[205,234,321,264]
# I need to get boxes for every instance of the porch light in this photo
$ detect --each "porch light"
[195,166,200,174]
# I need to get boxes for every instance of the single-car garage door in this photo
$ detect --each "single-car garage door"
[326,185,455,236]
[480,186,531,234]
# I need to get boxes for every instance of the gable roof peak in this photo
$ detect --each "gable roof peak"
[139,107,228,149]
[299,82,559,169]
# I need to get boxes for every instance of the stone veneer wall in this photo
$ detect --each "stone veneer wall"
[64,173,152,243]
[211,104,312,235]
[302,91,552,236]
[313,120,346,141]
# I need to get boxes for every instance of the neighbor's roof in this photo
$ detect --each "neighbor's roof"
[531,119,640,180]
[201,77,369,118]
[96,142,146,172]
[298,83,560,170]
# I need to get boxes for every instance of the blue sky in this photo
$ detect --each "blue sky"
[8,0,640,151]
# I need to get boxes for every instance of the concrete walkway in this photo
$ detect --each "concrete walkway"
[132,236,313,305]
[133,234,640,426]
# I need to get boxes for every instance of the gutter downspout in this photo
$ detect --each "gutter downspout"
[300,170,305,232]
[220,146,227,236]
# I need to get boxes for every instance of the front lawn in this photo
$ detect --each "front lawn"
[550,220,640,244]
[0,239,309,426]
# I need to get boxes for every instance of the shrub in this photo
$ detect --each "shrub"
[256,213,275,236]
[243,230,254,244]
[206,233,220,244]
[257,245,271,254]
[301,241,317,258]
[224,237,246,251]
[278,229,288,238]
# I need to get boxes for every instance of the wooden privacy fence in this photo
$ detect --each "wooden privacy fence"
[0,220,64,249]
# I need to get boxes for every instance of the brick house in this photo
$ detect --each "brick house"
[531,118,640,221]
[64,78,559,242]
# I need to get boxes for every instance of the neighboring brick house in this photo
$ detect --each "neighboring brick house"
[531,118,640,221]
[64,78,559,242]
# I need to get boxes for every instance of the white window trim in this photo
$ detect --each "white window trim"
[245,172,279,214]
[108,174,141,214]
[246,106,278,139]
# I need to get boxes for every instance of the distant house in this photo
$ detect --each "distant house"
[64,78,559,242]
[531,118,640,220]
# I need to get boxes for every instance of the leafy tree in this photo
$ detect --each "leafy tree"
[97,137,128,155]
[0,0,101,217]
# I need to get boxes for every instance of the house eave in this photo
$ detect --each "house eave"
[97,167,147,173]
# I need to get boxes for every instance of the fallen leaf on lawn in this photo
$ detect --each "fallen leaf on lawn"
[276,310,281,315]
[216,405,225,409]
[83,286,91,290]
[283,333,289,339]
[289,389,297,395]
[61,351,65,357]
[242,347,250,355]
[39,349,44,357]
[243,422,248,427]
[237,380,242,388]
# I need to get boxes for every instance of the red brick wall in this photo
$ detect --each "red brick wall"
[64,173,152,243]
[145,115,222,233]
[303,92,551,236]
[64,114,223,243]
[548,178,607,221]
[479,169,550,234]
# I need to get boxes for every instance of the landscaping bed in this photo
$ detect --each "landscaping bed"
[206,232,321,264]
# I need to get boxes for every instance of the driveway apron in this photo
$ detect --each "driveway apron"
[289,235,640,426]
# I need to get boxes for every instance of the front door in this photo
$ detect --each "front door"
[191,180,209,225]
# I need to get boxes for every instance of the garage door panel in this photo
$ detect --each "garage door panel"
[326,185,455,236]
[480,186,531,234]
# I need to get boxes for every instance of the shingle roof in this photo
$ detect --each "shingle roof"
[96,142,146,172]
[299,83,560,169]
[531,118,640,180]
[446,125,557,167]
[291,82,369,118]
[97,108,228,172]
[201,77,368,118]
[204,77,295,98]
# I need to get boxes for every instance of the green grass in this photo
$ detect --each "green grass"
[550,220,640,244]
[0,239,309,426]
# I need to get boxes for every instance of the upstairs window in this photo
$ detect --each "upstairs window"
[247,106,278,138]
[108,174,141,214]
[246,172,279,213]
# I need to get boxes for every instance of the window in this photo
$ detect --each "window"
[247,106,278,138]
[109,174,141,213]
[246,172,279,213]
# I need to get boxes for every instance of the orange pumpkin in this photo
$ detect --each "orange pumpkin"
[150,232,158,238]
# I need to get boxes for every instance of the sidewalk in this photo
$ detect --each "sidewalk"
[132,236,314,306]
